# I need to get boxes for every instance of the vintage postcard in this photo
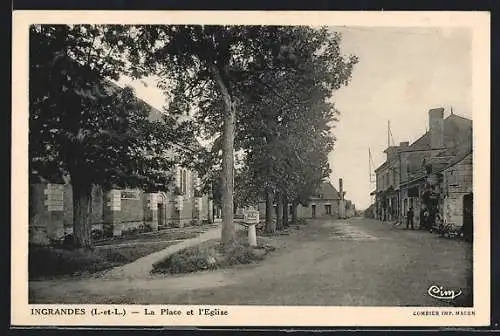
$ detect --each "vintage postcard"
[12,10,490,327]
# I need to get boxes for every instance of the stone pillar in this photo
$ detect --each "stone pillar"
[104,189,122,236]
[207,198,213,223]
[248,224,257,247]
[174,194,184,228]
[44,183,65,241]
[338,178,346,219]
[194,196,202,224]
[144,193,159,231]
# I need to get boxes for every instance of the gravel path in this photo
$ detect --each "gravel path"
[101,224,226,280]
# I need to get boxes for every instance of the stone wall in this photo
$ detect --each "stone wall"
[29,183,65,244]
[29,175,209,244]
[120,191,145,233]
[443,153,473,227]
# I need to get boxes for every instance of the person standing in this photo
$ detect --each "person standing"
[422,209,430,230]
[407,207,414,229]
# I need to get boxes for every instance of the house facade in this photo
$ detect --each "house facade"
[29,82,213,245]
[257,178,356,220]
[372,107,473,232]
[374,143,405,221]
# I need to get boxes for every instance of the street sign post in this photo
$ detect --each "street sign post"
[244,208,259,247]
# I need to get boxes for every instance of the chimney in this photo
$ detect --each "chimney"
[429,108,444,149]
[339,178,344,200]
[399,141,409,147]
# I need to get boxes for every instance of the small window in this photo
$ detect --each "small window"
[121,190,140,200]
[325,204,332,215]
[181,169,187,194]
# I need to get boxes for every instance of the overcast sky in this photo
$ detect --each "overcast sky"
[117,26,472,210]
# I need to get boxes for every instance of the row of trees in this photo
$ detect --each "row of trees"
[232,28,355,233]
[30,24,357,248]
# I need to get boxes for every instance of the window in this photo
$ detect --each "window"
[121,190,140,200]
[178,168,188,195]
[181,169,187,194]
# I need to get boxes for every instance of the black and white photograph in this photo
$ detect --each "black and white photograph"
[12,11,490,327]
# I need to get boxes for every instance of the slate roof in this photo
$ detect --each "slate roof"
[381,112,473,187]
[404,113,472,151]
[106,80,201,153]
[105,80,164,122]
[312,181,341,200]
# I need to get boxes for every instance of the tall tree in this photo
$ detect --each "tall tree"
[127,25,329,244]
[30,25,193,248]
[235,27,357,231]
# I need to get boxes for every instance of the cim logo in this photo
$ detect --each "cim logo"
[427,285,462,300]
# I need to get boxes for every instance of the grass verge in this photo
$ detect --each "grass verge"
[29,241,176,280]
[151,231,275,275]
[94,228,202,246]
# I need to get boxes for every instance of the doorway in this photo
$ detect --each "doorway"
[463,193,473,241]
[312,205,316,218]
[158,203,165,228]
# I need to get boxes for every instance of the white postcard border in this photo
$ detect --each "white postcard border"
[11,10,491,327]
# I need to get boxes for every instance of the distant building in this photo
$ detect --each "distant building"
[345,200,356,218]
[373,107,472,232]
[257,178,356,220]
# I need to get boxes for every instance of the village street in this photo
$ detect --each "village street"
[29,218,472,307]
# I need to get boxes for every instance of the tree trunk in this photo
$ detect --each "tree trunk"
[71,175,93,249]
[292,200,298,223]
[265,188,275,233]
[207,200,213,224]
[282,196,289,228]
[211,65,235,245]
[207,183,213,224]
[276,193,283,231]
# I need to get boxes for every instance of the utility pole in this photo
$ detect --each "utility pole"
[387,121,390,148]
[369,148,371,183]
[368,148,376,183]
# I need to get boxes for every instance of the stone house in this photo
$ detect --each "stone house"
[373,107,472,230]
[257,178,355,220]
[345,200,356,218]
[374,143,404,222]
[441,151,473,238]
[29,82,212,245]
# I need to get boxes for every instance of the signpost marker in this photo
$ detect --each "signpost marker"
[244,206,259,247]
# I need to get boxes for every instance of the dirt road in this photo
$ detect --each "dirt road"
[29,218,472,306]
